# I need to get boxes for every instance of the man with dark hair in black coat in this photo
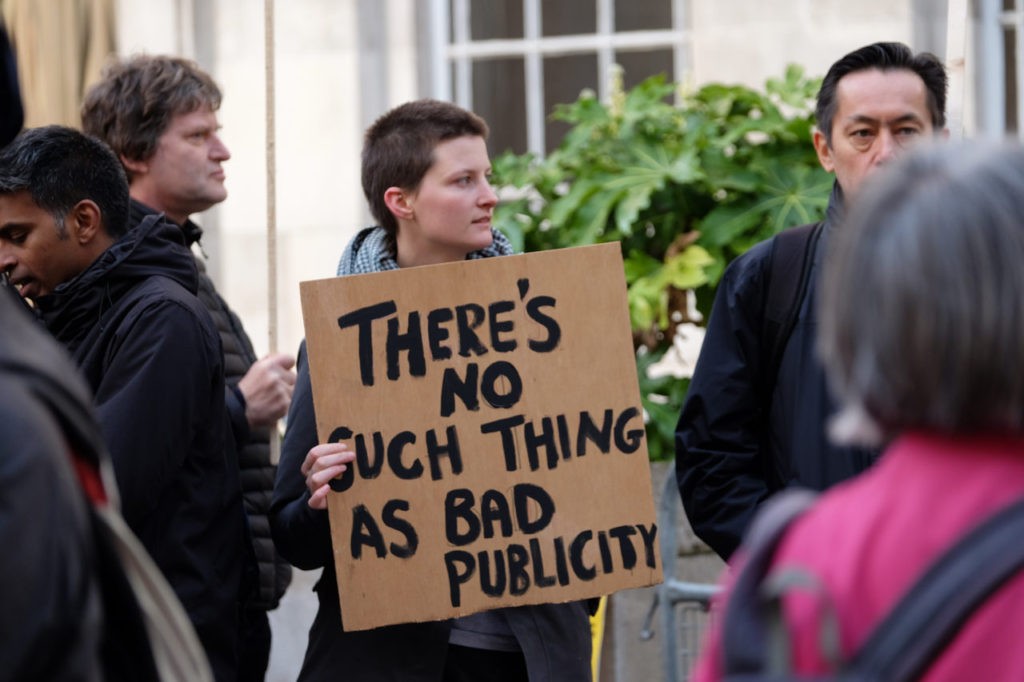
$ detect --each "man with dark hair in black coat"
[675,42,949,561]
[0,125,246,682]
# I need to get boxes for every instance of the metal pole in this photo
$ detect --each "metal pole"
[264,0,281,463]
[945,0,969,139]
[977,0,1006,137]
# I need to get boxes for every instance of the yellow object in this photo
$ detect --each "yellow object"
[590,595,607,680]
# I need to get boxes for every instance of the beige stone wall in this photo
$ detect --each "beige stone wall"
[115,0,419,359]
[690,0,913,88]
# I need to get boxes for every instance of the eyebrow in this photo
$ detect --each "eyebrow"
[845,113,926,126]
[445,166,491,177]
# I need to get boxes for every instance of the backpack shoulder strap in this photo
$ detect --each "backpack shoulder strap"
[721,487,820,675]
[761,221,825,400]
[850,495,1024,682]
[92,505,214,682]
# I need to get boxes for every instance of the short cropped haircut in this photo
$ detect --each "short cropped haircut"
[815,42,947,147]
[0,126,130,238]
[81,54,222,180]
[819,141,1024,445]
[362,99,489,239]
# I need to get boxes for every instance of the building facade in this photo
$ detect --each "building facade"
[111,0,980,358]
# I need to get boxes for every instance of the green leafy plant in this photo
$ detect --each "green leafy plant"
[493,65,832,460]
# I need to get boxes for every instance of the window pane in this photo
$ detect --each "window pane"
[542,0,596,36]
[473,58,528,155]
[614,0,672,31]
[468,0,524,40]
[544,53,599,153]
[617,48,674,90]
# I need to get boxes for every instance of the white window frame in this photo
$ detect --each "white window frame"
[974,0,1024,138]
[426,0,692,155]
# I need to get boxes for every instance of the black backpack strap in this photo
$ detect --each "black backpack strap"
[849,496,1024,682]
[721,488,819,675]
[761,221,824,402]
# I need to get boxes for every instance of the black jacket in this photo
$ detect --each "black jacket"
[675,186,878,560]
[270,342,593,682]
[37,215,246,681]
[130,199,292,611]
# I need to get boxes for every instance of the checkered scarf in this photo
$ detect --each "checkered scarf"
[336,225,514,276]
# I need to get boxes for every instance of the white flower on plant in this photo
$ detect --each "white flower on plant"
[744,130,769,145]
[646,322,706,380]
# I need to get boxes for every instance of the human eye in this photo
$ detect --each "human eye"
[1,228,26,245]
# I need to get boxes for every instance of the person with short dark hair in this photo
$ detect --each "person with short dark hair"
[675,42,949,560]
[82,54,295,681]
[270,99,593,682]
[692,139,1024,681]
[0,125,247,682]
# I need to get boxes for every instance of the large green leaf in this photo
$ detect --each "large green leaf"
[697,201,765,247]
[752,159,833,232]
[547,178,602,228]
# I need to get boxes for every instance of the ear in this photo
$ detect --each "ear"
[120,154,147,178]
[67,199,108,245]
[383,186,415,221]
[812,128,835,174]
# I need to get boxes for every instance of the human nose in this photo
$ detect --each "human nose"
[210,133,231,161]
[0,243,14,267]
[0,248,15,276]
[876,130,898,165]
[479,178,498,207]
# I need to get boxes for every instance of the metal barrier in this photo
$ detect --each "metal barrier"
[640,475,721,682]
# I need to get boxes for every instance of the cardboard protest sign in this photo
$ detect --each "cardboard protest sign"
[299,242,663,631]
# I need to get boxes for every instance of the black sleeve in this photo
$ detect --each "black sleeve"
[224,382,251,447]
[92,300,220,528]
[269,340,334,570]
[674,243,774,561]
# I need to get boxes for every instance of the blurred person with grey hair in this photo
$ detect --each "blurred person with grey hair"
[691,140,1024,681]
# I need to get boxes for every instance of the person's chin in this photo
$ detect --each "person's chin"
[474,231,494,250]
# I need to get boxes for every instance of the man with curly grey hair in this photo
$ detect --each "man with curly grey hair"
[82,54,294,682]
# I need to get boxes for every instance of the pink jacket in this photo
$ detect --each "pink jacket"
[693,432,1024,681]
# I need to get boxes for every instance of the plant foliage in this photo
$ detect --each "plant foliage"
[492,65,832,460]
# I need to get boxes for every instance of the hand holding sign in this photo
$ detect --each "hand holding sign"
[301,442,355,510]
